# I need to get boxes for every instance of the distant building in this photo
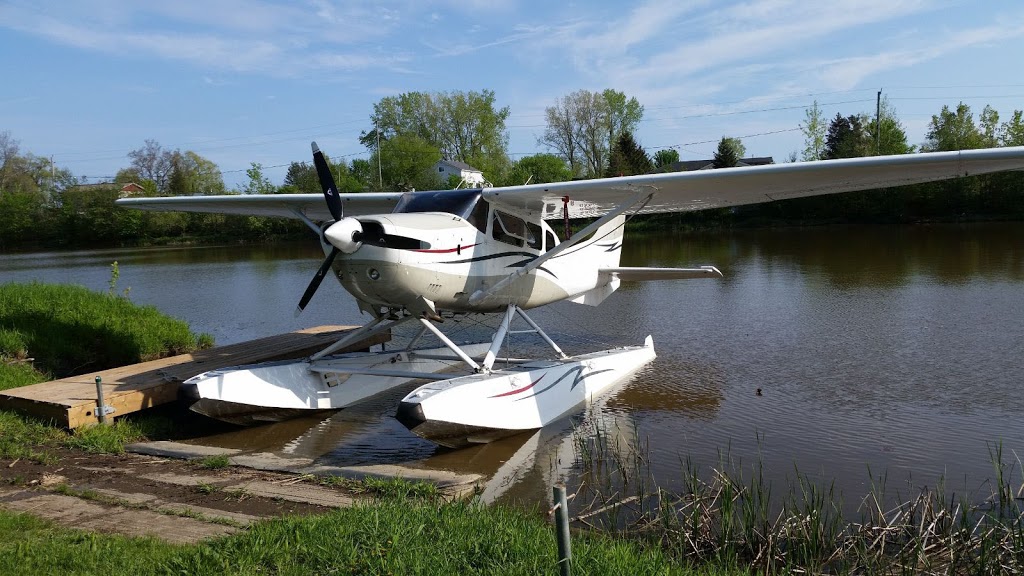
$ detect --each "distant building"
[661,157,774,172]
[433,160,487,188]
[118,182,145,197]
[70,182,146,198]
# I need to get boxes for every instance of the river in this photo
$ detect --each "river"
[3,222,1023,511]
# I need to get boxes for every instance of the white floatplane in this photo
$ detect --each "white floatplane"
[117,143,1024,447]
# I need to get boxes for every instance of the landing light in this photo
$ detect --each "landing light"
[368,268,380,280]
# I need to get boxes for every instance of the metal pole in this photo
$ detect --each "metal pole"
[553,482,571,576]
[875,89,882,155]
[94,376,107,425]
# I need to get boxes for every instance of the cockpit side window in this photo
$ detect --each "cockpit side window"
[491,210,527,247]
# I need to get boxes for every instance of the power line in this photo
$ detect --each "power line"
[648,127,803,152]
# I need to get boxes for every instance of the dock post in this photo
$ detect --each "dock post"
[95,376,108,425]
[553,482,571,576]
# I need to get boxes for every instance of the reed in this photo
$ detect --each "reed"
[568,417,1024,575]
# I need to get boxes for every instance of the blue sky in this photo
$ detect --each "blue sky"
[2,0,1023,190]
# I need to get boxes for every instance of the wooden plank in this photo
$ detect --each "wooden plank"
[0,325,389,429]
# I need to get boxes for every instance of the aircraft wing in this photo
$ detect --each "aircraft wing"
[483,147,1024,219]
[114,192,403,220]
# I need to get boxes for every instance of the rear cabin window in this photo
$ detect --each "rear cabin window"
[544,230,557,252]
[526,222,543,250]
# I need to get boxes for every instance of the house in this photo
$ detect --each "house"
[118,182,145,197]
[433,160,487,188]
[661,156,774,172]
[70,182,146,198]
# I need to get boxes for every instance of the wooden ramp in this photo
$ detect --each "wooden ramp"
[0,326,389,429]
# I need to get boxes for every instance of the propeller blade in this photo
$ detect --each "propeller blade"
[311,141,343,221]
[296,247,339,316]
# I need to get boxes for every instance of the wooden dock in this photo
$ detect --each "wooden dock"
[0,325,389,429]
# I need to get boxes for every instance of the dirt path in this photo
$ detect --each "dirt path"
[1,448,364,544]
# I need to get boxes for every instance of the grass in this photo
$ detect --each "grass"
[0,501,731,576]
[0,281,213,381]
[198,455,231,470]
[0,409,164,458]
[316,474,442,501]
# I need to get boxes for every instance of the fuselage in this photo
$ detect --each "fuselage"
[321,191,624,313]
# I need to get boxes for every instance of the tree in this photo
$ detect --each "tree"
[501,154,573,186]
[824,113,870,159]
[167,151,225,196]
[0,130,21,192]
[602,89,644,162]
[866,97,914,156]
[350,158,378,190]
[539,93,584,177]
[242,163,276,195]
[540,89,645,178]
[800,101,826,161]
[980,105,1002,148]
[128,140,174,193]
[360,90,510,181]
[1001,110,1024,147]
[606,132,652,177]
[283,161,318,194]
[573,90,609,178]
[923,102,984,152]
[370,134,442,192]
[653,149,679,170]
[281,156,364,195]
[712,136,742,168]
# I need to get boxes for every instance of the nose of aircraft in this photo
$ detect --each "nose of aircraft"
[324,217,364,254]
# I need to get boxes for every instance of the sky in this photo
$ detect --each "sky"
[2,0,1023,190]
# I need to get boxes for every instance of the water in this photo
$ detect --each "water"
[3,222,1023,510]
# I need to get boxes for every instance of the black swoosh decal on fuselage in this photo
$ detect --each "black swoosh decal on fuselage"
[431,250,557,279]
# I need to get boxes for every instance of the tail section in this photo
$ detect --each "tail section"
[565,215,625,306]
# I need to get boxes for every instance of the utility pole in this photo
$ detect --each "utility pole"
[875,89,882,155]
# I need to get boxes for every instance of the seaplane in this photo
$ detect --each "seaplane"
[116,143,1024,448]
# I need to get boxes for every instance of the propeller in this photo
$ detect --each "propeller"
[312,142,343,221]
[296,142,364,315]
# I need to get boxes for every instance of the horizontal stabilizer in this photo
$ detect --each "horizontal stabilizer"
[599,266,723,281]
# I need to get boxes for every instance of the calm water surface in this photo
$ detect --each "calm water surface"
[3,223,1023,510]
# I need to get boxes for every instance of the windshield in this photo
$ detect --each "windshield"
[392,189,482,219]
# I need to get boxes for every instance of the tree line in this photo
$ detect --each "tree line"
[1,91,1023,250]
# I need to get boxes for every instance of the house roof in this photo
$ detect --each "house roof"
[71,182,145,192]
[662,156,774,172]
[437,159,482,173]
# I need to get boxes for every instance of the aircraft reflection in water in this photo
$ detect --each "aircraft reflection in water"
[173,360,725,508]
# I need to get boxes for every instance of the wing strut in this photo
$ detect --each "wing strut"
[469,191,652,305]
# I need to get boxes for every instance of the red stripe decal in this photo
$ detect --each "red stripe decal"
[413,243,479,254]
[489,375,544,398]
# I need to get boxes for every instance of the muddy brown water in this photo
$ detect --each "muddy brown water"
[4,222,1023,512]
